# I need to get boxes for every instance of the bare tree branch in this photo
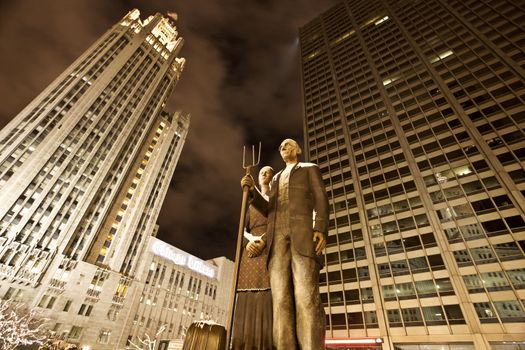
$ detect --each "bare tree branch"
[0,299,48,350]
[125,324,168,350]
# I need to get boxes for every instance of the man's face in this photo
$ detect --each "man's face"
[279,139,299,162]
[258,166,274,186]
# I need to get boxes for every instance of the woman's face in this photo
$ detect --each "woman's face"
[258,167,274,186]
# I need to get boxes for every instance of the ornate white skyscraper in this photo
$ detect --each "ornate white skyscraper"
[0,9,190,349]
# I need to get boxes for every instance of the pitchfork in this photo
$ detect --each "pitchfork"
[226,143,261,350]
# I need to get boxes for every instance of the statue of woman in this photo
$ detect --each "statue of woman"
[232,166,274,350]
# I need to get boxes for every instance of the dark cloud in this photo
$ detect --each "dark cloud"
[0,0,337,260]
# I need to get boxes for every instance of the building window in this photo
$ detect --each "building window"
[98,329,111,344]
[493,301,525,322]
[4,287,20,300]
[46,296,56,309]
[63,299,72,312]
[422,306,447,325]
[68,326,83,339]
[37,295,48,308]
[330,313,346,330]
[474,302,498,323]
[401,307,424,326]
[78,303,93,316]
[387,309,402,327]
[444,305,466,324]
[508,269,525,289]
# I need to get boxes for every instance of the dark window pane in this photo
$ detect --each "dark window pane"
[471,198,496,214]
[493,195,512,208]
[428,254,445,269]
[482,218,508,235]
[341,269,356,282]
[330,313,346,329]
[444,305,466,324]
[328,291,344,306]
[347,312,364,329]
[509,169,525,184]
[398,217,416,231]
[505,216,525,231]
[403,236,421,251]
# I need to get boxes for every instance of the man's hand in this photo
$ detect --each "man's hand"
[246,240,266,258]
[313,231,326,255]
[241,174,255,192]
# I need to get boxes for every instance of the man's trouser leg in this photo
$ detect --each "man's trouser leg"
[269,231,297,349]
[292,250,325,350]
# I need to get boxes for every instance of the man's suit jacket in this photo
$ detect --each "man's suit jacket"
[251,162,329,260]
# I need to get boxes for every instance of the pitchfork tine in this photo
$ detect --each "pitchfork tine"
[242,145,247,169]
[242,142,261,172]
[256,142,261,166]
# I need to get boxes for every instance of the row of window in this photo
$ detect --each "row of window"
[327,304,466,330]
[453,240,525,266]
[373,232,436,257]
[53,323,112,344]
[463,268,525,293]
[444,218,523,243]
[386,305,465,327]
[474,300,525,323]
[119,78,173,274]
[66,56,158,259]
[0,32,123,153]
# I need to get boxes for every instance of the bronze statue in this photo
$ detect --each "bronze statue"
[233,166,274,350]
[241,139,328,350]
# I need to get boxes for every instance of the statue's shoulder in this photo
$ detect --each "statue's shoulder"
[272,169,283,179]
[298,162,319,170]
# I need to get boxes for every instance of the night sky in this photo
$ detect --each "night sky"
[0,0,337,260]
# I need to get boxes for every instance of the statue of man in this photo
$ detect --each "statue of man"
[241,138,328,350]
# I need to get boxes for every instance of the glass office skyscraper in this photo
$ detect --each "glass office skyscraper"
[299,0,525,349]
[0,10,190,349]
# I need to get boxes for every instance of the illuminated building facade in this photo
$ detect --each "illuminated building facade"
[299,0,525,349]
[121,237,234,349]
[0,9,192,349]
